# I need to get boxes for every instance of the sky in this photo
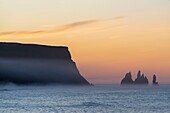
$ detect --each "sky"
[0,0,170,84]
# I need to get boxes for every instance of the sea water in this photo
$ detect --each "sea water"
[0,84,170,113]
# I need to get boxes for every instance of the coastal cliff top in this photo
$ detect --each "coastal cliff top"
[0,42,71,59]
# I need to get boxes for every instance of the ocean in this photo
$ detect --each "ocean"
[0,84,170,113]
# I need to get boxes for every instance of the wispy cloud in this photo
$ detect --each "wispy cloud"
[0,16,126,38]
[111,16,126,20]
[0,20,98,37]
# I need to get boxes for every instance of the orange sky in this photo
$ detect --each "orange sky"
[0,0,170,84]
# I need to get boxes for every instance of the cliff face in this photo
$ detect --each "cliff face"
[0,43,71,59]
[0,42,90,85]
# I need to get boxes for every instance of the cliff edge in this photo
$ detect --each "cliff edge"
[0,42,90,85]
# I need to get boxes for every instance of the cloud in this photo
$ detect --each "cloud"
[0,16,126,38]
[111,16,126,20]
[0,20,98,37]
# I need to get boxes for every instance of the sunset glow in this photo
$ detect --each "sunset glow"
[0,0,170,83]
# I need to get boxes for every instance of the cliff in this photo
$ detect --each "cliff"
[0,42,90,85]
[121,70,149,85]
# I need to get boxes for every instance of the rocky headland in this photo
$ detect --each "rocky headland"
[0,42,90,85]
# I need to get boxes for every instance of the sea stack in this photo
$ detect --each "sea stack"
[134,71,149,84]
[153,74,158,85]
[121,72,134,84]
[121,70,149,85]
[0,42,90,85]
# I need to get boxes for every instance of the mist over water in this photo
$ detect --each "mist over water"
[0,58,89,85]
[0,84,170,113]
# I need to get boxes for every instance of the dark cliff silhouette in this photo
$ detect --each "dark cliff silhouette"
[121,70,149,85]
[153,74,158,85]
[0,42,90,85]
[134,71,148,84]
[121,72,133,84]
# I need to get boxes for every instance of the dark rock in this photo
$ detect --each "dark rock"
[144,76,149,84]
[121,72,134,84]
[0,42,90,85]
[121,70,149,85]
[153,74,158,85]
[134,71,148,84]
